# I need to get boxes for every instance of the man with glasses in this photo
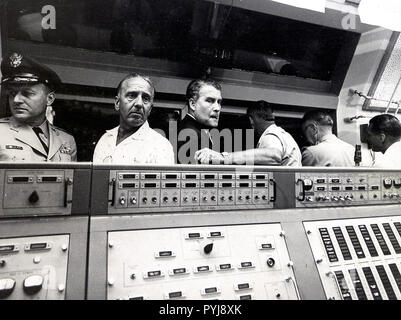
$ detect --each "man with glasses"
[93,73,174,164]
[366,114,401,168]
[301,110,354,167]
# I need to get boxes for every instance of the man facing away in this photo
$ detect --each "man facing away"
[195,100,302,166]
[301,110,355,167]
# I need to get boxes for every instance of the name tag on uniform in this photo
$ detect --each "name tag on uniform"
[59,145,72,154]
[6,145,23,150]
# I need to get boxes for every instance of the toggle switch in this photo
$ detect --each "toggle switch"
[204,243,213,255]
[119,196,126,205]
[28,191,40,204]
[130,197,137,205]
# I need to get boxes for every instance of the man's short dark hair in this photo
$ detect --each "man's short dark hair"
[368,114,401,138]
[301,110,334,127]
[185,78,222,106]
[116,73,155,98]
[246,100,275,121]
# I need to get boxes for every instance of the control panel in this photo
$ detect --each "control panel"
[0,169,74,217]
[106,224,299,300]
[295,171,401,208]
[304,216,401,300]
[107,169,275,214]
[0,235,69,300]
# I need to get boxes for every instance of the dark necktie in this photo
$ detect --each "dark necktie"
[32,127,49,155]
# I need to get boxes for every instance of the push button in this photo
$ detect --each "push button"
[0,278,15,299]
[23,275,43,295]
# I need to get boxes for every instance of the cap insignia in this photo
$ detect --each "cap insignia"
[9,53,23,68]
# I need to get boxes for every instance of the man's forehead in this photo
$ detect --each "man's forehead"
[5,82,46,91]
[121,77,153,93]
[198,85,222,98]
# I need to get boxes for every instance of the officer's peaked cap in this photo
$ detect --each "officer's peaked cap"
[1,52,61,91]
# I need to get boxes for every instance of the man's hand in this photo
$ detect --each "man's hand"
[194,148,224,164]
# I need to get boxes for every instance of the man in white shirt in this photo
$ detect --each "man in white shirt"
[366,114,401,168]
[93,74,174,164]
[301,110,355,167]
[195,100,302,166]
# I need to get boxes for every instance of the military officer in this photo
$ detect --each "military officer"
[0,52,77,162]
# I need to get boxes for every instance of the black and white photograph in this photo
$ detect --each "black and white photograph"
[1,0,401,310]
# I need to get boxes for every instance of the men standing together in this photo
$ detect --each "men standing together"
[1,54,395,169]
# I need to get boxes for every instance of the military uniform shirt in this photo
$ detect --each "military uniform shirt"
[93,121,175,165]
[0,117,77,162]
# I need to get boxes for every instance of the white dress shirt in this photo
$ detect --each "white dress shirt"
[93,121,174,165]
[373,140,401,168]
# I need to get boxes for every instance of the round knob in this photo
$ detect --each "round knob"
[266,257,275,268]
[23,275,43,295]
[58,284,65,292]
[142,197,148,204]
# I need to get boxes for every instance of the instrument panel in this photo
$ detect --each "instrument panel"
[106,224,299,300]
[304,216,401,300]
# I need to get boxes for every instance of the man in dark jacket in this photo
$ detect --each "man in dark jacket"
[177,78,222,164]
